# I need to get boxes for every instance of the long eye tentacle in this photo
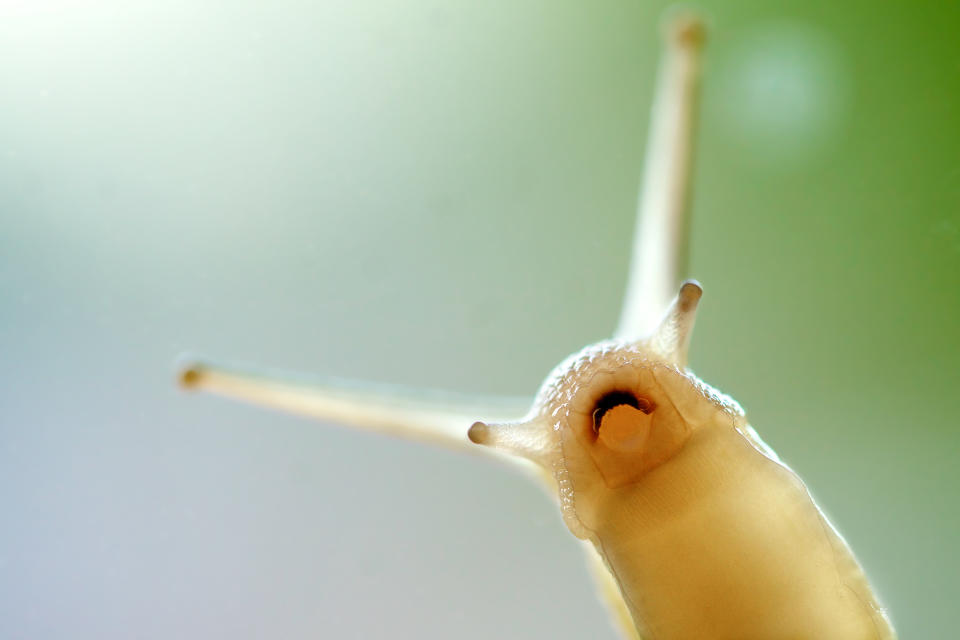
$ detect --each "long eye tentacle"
[178,359,531,458]
[616,13,705,342]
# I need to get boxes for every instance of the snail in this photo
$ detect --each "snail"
[178,12,895,639]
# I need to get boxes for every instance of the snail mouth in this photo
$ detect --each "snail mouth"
[592,390,654,433]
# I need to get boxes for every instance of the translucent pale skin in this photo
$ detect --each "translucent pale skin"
[177,12,897,640]
[470,288,895,638]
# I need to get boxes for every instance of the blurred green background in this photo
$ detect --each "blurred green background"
[1,1,957,638]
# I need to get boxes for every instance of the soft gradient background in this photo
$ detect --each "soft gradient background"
[1,1,957,638]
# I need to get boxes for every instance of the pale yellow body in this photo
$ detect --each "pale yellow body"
[592,411,891,639]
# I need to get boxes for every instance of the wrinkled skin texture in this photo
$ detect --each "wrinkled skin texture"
[480,338,896,640]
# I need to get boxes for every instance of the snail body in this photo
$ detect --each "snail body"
[470,283,894,639]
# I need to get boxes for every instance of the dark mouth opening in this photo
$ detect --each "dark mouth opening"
[592,390,653,432]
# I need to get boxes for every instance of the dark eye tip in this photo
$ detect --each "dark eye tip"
[591,390,653,432]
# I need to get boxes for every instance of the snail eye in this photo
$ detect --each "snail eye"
[591,390,654,433]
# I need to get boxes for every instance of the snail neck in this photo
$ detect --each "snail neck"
[590,425,889,640]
